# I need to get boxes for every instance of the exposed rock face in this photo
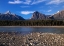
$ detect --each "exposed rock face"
[0,11,24,20]
[52,10,64,20]
[31,11,46,20]
[1,10,64,20]
[31,10,64,20]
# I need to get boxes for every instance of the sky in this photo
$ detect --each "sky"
[0,0,64,19]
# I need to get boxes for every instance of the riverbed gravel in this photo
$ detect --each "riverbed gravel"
[0,32,64,46]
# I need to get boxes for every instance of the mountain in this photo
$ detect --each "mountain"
[1,10,64,20]
[51,10,64,20]
[31,11,46,20]
[31,10,64,20]
[0,11,25,20]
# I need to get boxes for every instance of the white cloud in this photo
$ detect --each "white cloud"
[8,0,46,5]
[47,10,52,12]
[31,0,46,5]
[23,0,31,5]
[21,11,34,15]
[8,0,31,5]
[8,0,64,5]
[47,0,64,5]
[8,0,22,4]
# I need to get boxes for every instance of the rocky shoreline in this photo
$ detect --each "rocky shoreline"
[0,32,64,46]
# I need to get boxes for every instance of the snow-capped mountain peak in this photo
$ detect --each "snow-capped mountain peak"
[57,11,60,13]
[5,10,11,14]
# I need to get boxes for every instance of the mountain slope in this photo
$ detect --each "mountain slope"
[31,11,46,20]
[52,10,64,20]
[0,11,24,20]
[31,10,64,20]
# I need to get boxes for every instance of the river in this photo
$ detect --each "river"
[0,26,64,34]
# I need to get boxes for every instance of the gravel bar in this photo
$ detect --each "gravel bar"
[0,32,64,46]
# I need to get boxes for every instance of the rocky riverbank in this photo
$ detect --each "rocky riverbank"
[0,32,64,46]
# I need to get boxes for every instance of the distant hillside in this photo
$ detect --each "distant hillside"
[0,11,25,20]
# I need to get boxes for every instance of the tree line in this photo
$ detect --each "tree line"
[0,20,64,26]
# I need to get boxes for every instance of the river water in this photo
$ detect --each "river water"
[0,26,64,34]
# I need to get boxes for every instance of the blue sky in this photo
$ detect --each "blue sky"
[0,0,64,19]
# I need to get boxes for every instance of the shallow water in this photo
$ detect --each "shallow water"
[0,26,64,34]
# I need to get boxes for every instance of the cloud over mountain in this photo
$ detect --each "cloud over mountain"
[8,0,31,4]
[8,0,46,5]
[31,0,46,5]
[8,0,22,4]
[47,0,64,5]
[8,0,64,6]
[21,11,34,15]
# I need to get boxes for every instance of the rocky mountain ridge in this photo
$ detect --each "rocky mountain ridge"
[31,11,46,20]
[31,10,64,20]
[0,10,64,20]
[0,11,25,20]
